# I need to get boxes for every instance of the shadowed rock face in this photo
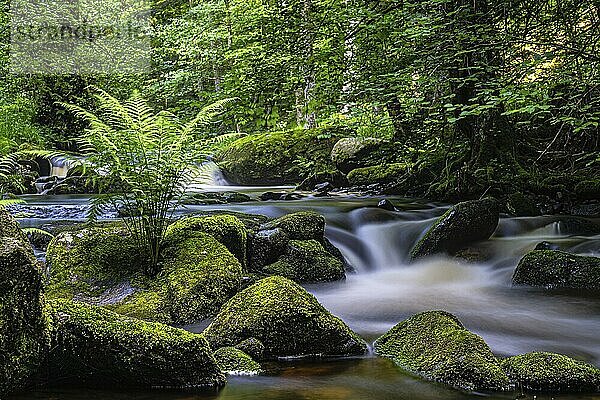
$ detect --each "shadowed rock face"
[203,276,368,358]
[0,210,48,396]
[374,311,510,392]
[411,198,499,259]
[513,250,600,290]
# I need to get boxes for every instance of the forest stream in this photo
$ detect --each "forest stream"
[8,188,600,400]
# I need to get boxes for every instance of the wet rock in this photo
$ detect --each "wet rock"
[297,172,348,191]
[501,352,600,392]
[505,193,541,216]
[377,199,396,211]
[330,137,384,174]
[43,299,225,388]
[534,241,560,251]
[262,239,345,283]
[259,191,304,201]
[203,276,368,358]
[249,228,289,270]
[259,211,325,241]
[556,217,600,236]
[374,311,509,391]
[181,191,252,205]
[512,250,600,290]
[0,232,49,396]
[570,203,600,218]
[213,347,261,375]
[347,163,408,187]
[411,198,499,260]
[314,181,334,196]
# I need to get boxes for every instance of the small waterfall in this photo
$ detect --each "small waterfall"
[49,156,72,178]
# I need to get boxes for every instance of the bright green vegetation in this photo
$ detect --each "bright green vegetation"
[260,211,325,241]
[203,276,368,358]
[374,311,510,391]
[216,128,344,185]
[501,352,600,392]
[213,347,262,375]
[347,163,409,187]
[0,229,49,396]
[513,250,600,290]
[411,199,499,259]
[43,299,225,388]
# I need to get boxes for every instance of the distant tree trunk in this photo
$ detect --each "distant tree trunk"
[296,0,317,128]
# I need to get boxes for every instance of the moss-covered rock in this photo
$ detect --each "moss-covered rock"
[0,236,49,396]
[330,137,385,174]
[158,233,242,324]
[347,163,409,187]
[259,211,325,241]
[574,180,600,200]
[374,311,509,391]
[501,352,600,392]
[216,127,349,185]
[234,338,265,361]
[213,347,261,375]
[505,193,541,217]
[42,299,225,388]
[249,228,289,270]
[203,276,368,358]
[411,198,499,260]
[165,214,248,268]
[262,240,345,283]
[512,250,600,290]
[0,208,30,247]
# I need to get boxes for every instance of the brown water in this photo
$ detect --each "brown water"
[10,192,600,400]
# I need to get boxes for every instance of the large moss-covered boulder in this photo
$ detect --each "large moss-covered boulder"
[43,299,225,388]
[203,276,367,358]
[0,236,49,396]
[501,352,600,392]
[411,198,499,260]
[262,240,345,283]
[330,137,385,174]
[374,311,509,391]
[259,211,325,241]
[213,347,261,375]
[347,163,408,187]
[512,250,600,290]
[165,215,248,267]
[216,127,348,185]
[0,209,30,246]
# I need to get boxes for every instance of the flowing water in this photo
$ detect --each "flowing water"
[8,190,600,400]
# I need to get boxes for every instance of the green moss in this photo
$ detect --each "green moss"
[165,214,248,267]
[374,311,509,391]
[0,209,30,247]
[506,193,540,217]
[159,233,242,324]
[234,338,265,361]
[216,127,349,185]
[0,236,49,396]
[203,276,367,358]
[575,180,600,200]
[501,352,600,392]
[262,240,345,283]
[259,211,325,241]
[213,347,261,374]
[330,137,387,174]
[410,198,499,260]
[43,299,225,388]
[512,250,600,290]
[347,163,408,187]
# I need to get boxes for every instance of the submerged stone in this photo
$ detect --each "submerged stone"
[374,311,509,391]
[43,299,225,388]
[501,352,600,392]
[410,198,499,259]
[203,276,368,358]
[512,250,600,290]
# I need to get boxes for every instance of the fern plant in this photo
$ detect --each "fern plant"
[65,88,238,276]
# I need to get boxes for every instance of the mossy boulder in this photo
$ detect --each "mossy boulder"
[262,240,345,283]
[411,198,499,260]
[512,250,600,290]
[374,311,509,391]
[234,338,265,361]
[165,215,248,267]
[259,211,325,241]
[42,299,225,388]
[216,127,349,185]
[213,347,261,375]
[574,180,600,200]
[249,228,289,270]
[0,209,30,247]
[501,352,600,392]
[347,163,409,187]
[330,137,385,174]
[203,276,368,358]
[506,193,540,216]
[0,236,49,396]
